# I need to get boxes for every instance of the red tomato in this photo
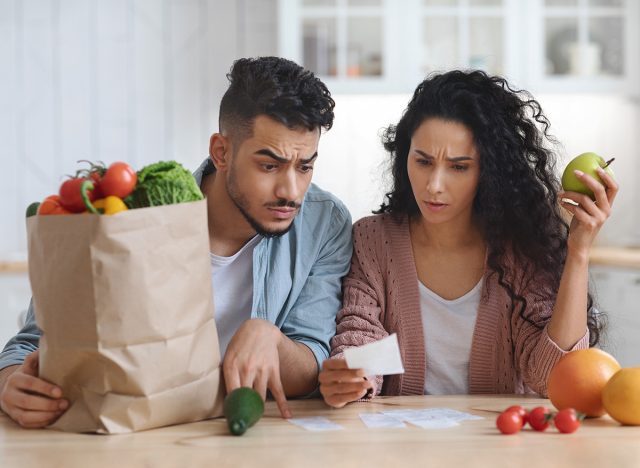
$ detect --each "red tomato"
[496,410,522,435]
[38,195,71,215]
[89,170,104,198]
[505,405,528,428]
[554,408,582,434]
[100,162,137,198]
[528,406,552,431]
[59,177,95,213]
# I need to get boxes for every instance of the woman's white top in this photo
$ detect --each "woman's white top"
[419,278,483,395]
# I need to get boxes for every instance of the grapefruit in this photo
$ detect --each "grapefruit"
[602,368,640,425]
[547,348,620,417]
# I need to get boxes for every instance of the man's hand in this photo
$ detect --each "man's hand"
[223,319,292,418]
[0,351,68,428]
[319,358,373,408]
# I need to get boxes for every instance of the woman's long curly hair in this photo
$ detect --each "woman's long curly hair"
[376,70,602,346]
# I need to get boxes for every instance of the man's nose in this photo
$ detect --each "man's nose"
[275,169,300,202]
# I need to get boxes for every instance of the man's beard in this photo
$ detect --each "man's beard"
[226,166,299,238]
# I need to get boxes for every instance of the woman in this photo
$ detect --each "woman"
[319,70,617,407]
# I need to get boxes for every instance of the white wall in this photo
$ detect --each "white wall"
[0,0,278,261]
[313,94,405,221]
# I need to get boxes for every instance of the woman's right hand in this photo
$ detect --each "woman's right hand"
[319,358,374,408]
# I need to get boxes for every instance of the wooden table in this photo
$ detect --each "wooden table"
[1,395,639,468]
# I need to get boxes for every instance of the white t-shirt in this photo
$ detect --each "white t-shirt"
[419,278,482,395]
[210,235,262,358]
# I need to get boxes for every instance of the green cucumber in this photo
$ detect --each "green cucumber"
[223,387,264,436]
[26,202,40,218]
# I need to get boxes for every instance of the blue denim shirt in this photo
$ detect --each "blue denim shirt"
[0,158,353,371]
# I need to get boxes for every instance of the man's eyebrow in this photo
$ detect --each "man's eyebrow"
[414,149,474,162]
[255,149,318,164]
[301,152,318,164]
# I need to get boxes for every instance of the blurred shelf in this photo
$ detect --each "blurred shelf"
[2,246,639,274]
[0,262,28,274]
[589,246,640,269]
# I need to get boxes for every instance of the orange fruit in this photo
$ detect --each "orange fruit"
[602,368,640,425]
[547,348,620,417]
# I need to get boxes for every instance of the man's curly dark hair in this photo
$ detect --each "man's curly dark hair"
[376,70,602,346]
[219,56,335,141]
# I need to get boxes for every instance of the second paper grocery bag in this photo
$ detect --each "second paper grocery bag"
[27,198,223,434]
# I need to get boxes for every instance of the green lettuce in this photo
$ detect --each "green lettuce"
[124,161,203,208]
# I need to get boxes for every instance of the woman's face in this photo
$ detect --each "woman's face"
[407,117,480,226]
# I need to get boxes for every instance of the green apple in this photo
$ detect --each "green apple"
[561,152,615,200]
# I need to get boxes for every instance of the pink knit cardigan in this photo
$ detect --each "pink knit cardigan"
[330,213,589,397]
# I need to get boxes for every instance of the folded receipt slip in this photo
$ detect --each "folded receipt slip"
[343,334,405,376]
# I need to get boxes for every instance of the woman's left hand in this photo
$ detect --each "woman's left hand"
[560,166,619,255]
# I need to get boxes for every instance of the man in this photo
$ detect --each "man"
[0,57,353,427]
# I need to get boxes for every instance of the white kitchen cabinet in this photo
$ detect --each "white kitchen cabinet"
[279,0,403,93]
[278,0,640,94]
[525,0,639,94]
[590,265,640,367]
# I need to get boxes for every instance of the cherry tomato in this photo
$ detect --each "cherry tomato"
[38,195,72,215]
[505,405,528,428]
[528,406,552,431]
[99,162,137,199]
[59,177,95,213]
[496,410,523,435]
[554,408,582,434]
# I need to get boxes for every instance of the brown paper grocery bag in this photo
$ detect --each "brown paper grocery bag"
[27,199,223,434]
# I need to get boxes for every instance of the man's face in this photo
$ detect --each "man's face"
[225,115,320,237]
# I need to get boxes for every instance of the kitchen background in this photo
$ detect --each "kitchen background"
[0,0,639,364]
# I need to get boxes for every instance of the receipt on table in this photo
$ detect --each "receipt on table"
[288,417,344,432]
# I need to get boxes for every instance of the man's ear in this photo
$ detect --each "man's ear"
[209,133,231,172]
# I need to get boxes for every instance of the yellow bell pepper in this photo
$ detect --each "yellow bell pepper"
[81,179,129,215]
[93,196,128,215]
